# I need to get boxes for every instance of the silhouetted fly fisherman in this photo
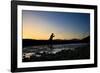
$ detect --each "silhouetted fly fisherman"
[49,33,55,41]
[48,33,55,49]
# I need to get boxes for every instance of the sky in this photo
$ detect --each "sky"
[22,10,90,40]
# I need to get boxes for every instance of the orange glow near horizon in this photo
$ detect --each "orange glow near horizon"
[22,22,85,40]
[22,10,90,40]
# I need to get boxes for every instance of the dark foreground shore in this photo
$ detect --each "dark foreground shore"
[23,44,90,62]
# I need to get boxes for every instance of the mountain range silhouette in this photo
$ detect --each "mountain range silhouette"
[23,36,90,47]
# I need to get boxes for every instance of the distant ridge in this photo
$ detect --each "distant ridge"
[22,36,90,47]
[81,36,90,43]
